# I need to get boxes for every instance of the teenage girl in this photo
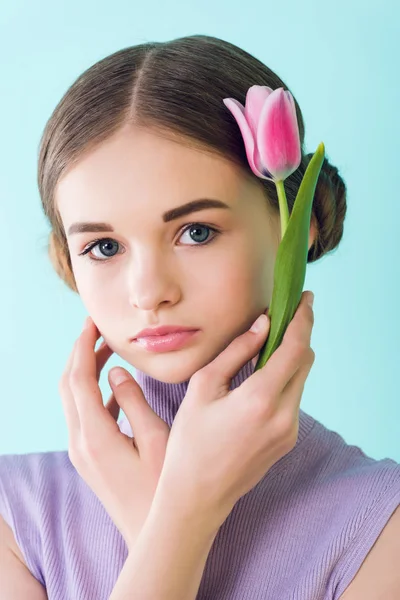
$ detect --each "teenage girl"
[1,34,399,600]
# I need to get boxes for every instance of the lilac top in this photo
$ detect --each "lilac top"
[1,358,399,599]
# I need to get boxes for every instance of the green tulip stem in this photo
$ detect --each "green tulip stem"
[254,142,325,372]
[275,179,289,239]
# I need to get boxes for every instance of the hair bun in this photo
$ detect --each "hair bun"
[304,153,348,263]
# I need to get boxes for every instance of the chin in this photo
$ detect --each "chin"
[138,361,195,385]
[135,345,224,385]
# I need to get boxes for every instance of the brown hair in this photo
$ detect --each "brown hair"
[38,34,347,293]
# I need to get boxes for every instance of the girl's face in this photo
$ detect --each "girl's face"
[56,124,313,384]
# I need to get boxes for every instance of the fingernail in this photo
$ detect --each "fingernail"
[110,367,130,385]
[250,314,268,333]
[307,292,314,308]
[83,316,91,329]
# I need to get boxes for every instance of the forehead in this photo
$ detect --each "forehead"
[55,125,251,224]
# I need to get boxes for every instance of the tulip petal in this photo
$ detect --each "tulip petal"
[223,98,274,180]
[244,85,273,138]
[257,88,301,181]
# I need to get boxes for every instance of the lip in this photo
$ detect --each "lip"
[132,325,198,339]
[133,330,200,353]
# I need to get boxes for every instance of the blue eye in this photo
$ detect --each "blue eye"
[179,224,216,245]
[84,239,120,260]
[79,223,221,263]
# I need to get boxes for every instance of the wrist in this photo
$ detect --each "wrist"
[150,478,224,540]
[118,492,220,600]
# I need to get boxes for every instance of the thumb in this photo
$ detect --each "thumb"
[196,313,270,396]
[108,367,169,451]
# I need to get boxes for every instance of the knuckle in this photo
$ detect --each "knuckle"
[274,410,292,436]
[67,445,78,466]
[308,304,315,324]
[146,427,168,453]
[301,347,315,370]
[285,428,299,451]
[80,435,102,461]
[69,368,86,387]
[67,442,82,469]
[191,367,213,387]
[291,340,308,362]
[306,347,316,365]
[274,411,298,447]
[250,391,276,422]
[58,375,67,394]
[246,330,258,348]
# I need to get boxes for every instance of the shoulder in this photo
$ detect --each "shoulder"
[298,420,400,599]
[0,450,75,509]
[338,503,400,599]
[0,451,74,581]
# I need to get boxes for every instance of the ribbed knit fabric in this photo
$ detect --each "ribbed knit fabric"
[1,357,400,599]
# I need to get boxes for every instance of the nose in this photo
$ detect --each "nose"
[128,251,181,310]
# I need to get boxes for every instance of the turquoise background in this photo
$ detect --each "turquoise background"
[0,0,398,461]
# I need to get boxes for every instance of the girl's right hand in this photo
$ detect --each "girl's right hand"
[59,318,170,550]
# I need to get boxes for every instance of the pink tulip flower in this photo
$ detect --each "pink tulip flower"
[223,86,301,182]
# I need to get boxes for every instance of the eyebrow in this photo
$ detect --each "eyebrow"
[67,198,231,236]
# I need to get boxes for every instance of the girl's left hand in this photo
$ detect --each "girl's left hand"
[154,292,315,529]
[59,317,170,550]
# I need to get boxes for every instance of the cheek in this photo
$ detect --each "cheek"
[73,268,100,302]
[202,242,275,318]
[72,263,123,324]
[221,237,274,293]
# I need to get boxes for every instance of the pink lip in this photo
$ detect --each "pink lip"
[133,325,198,339]
[133,330,200,353]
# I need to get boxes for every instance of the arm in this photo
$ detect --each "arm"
[0,515,48,599]
[338,505,400,599]
[109,495,220,600]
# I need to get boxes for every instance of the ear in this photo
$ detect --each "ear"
[308,213,318,251]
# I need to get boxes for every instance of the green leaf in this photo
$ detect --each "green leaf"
[253,142,325,372]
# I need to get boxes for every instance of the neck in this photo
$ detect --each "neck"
[119,358,314,446]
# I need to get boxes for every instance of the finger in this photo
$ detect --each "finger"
[192,307,271,398]
[280,347,315,408]
[104,391,121,422]
[69,317,115,437]
[108,368,169,455]
[60,322,113,436]
[275,349,315,433]
[95,340,114,381]
[280,291,314,349]
[59,339,81,433]
[105,390,139,451]
[239,291,314,401]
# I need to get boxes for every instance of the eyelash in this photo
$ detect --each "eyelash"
[79,222,221,263]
